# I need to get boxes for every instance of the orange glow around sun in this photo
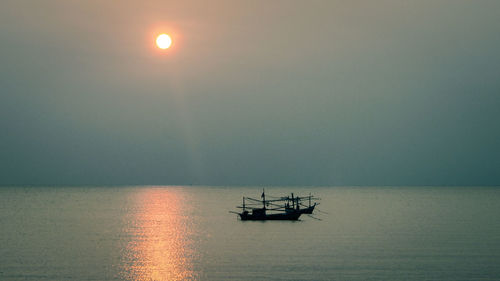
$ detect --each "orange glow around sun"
[156,34,172,49]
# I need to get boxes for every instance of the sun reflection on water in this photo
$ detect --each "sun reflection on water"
[121,187,197,281]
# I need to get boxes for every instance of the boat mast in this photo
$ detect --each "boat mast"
[262,188,266,209]
[243,197,245,211]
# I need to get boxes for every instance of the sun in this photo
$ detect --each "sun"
[156,34,172,49]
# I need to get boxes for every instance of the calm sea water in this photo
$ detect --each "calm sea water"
[1,186,500,281]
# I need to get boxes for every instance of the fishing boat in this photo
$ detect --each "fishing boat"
[231,190,319,221]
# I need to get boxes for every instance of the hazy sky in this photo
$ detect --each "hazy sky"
[1,0,499,186]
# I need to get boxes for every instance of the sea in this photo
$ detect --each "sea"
[1,186,500,281]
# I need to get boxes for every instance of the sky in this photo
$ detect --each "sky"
[1,0,499,186]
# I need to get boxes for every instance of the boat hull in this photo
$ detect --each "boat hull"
[239,211,301,221]
[300,204,316,214]
[285,203,316,215]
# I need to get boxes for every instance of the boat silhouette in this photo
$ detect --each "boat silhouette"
[231,190,319,221]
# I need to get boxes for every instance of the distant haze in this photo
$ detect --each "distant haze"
[1,0,499,186]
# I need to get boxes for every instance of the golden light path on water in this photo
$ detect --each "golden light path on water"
[121,188,197,281]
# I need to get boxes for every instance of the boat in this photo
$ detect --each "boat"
[231,190,319,221]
